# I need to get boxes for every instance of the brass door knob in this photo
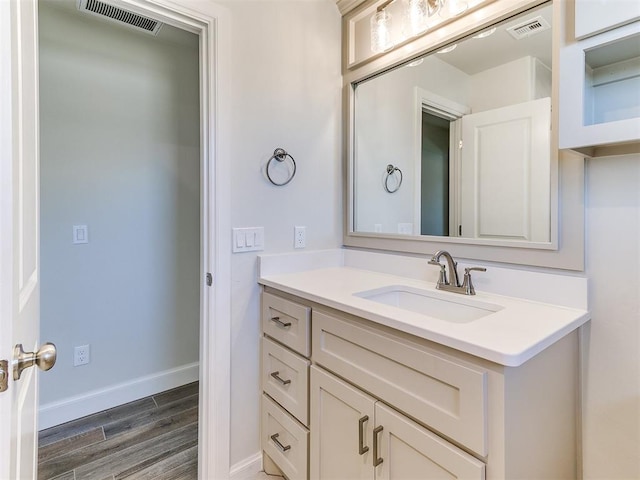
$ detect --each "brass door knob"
[13,342,57,380]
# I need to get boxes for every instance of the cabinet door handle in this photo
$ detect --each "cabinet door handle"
[270,316,292,328]
[373,425,383,466]
[270,433,291,452]
[270,371,291,385]
[358,415,370,455]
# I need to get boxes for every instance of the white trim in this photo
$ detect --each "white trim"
[229,452,263,480]
[0,0,12,471]
[38,363,199,430]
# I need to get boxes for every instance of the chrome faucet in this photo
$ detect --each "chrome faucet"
[428,250,486,295]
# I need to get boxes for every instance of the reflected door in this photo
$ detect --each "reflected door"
[460,97,551,242]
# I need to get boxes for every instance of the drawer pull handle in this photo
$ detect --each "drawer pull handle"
[270,371,291,385]
[373,425,383,467]
[270,433,291,452]
[271,316,292,328]
[358,415,369,455]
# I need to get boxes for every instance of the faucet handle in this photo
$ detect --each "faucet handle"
[428,259,448,286]
[462,267,486,295]
[464,267,486,274]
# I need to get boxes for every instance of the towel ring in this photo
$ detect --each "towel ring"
[266,148,297,186]
[384,164,403,193]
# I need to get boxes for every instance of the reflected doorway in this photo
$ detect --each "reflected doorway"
[420,111,451,236]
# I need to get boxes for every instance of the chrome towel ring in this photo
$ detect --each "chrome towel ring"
[384,164,403,193]
[266,148,297,186]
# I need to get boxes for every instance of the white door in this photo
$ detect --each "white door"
[375,403,485,480]
[460,97,551,242]
[1,0,55,478]
[310,366,375,480]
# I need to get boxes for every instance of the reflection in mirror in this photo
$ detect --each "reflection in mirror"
[353,3,553,244]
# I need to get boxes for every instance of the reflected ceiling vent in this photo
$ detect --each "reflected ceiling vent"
[76,0,163,35]
[507,16,551,40]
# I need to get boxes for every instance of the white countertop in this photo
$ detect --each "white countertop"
[259,266,590,367]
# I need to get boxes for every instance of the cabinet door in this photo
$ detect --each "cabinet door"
[375,403,485,480]
[575,0,640,39]
[310,366,375,480]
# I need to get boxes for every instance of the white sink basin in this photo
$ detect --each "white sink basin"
[354,285,503,323]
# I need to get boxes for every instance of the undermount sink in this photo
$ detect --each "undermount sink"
[354,285,503,323]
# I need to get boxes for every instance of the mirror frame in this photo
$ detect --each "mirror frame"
[342,0,585,271]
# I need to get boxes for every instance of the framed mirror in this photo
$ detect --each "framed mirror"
[344,0,585,271]
[352,2,555,247]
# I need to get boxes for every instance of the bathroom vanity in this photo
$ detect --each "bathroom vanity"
[258,252,589,479]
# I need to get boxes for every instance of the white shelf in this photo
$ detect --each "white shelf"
[559,21,640,155]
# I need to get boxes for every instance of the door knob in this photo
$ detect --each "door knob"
[13,342,57,380]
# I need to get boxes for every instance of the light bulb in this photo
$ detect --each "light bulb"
[402,0,429,37]
[439,0,468,17]
[371,10,394,54]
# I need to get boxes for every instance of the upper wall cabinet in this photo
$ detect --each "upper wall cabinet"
[559,1,640,156]
[575,0,640,40]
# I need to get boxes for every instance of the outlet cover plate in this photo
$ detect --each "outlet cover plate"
[74,345,90,366]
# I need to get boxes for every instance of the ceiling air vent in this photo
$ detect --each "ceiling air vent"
[77,0,163,35]
[507,16,551,40]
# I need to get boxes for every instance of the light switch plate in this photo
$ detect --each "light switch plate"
[73,225,89,244]
[232,227,264,253]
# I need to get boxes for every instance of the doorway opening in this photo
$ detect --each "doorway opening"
[37,1,201,477]
[420,110,451,236]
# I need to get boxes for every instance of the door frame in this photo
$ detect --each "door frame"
[0,0,232,478]
[412,87,469,237]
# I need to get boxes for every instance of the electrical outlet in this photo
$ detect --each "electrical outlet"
[74,345,90,366]
[294,226,306,249]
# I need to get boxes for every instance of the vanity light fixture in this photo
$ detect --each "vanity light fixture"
[371,0,471,53]
[473,26,496,39]
[407,58,425,67]
[439,0,468,17]
[402,0,429,37]
[371,1,394,53]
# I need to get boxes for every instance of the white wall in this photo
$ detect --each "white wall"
[469,56,551,112]
[355,56,470,234]
[39,2,200,413]
[583,154,640,479]
[217,0,342,467]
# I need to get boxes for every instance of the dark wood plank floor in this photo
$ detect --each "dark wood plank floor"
[38,382,199,480]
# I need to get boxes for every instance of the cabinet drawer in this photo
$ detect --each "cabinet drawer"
[262,292,311,357]
[263,336,310,426]
[312,311,487,456]
[262,394,309,480]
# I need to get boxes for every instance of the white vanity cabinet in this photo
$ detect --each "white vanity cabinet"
[310,366,485,480]
[261,287,581,479]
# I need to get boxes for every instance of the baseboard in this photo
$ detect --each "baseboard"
[230,452,262,479]
[39,362,199,430]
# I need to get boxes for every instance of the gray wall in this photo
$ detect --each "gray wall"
[39,2,200,405]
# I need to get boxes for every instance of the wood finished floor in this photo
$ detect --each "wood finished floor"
[38,382,199,480]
